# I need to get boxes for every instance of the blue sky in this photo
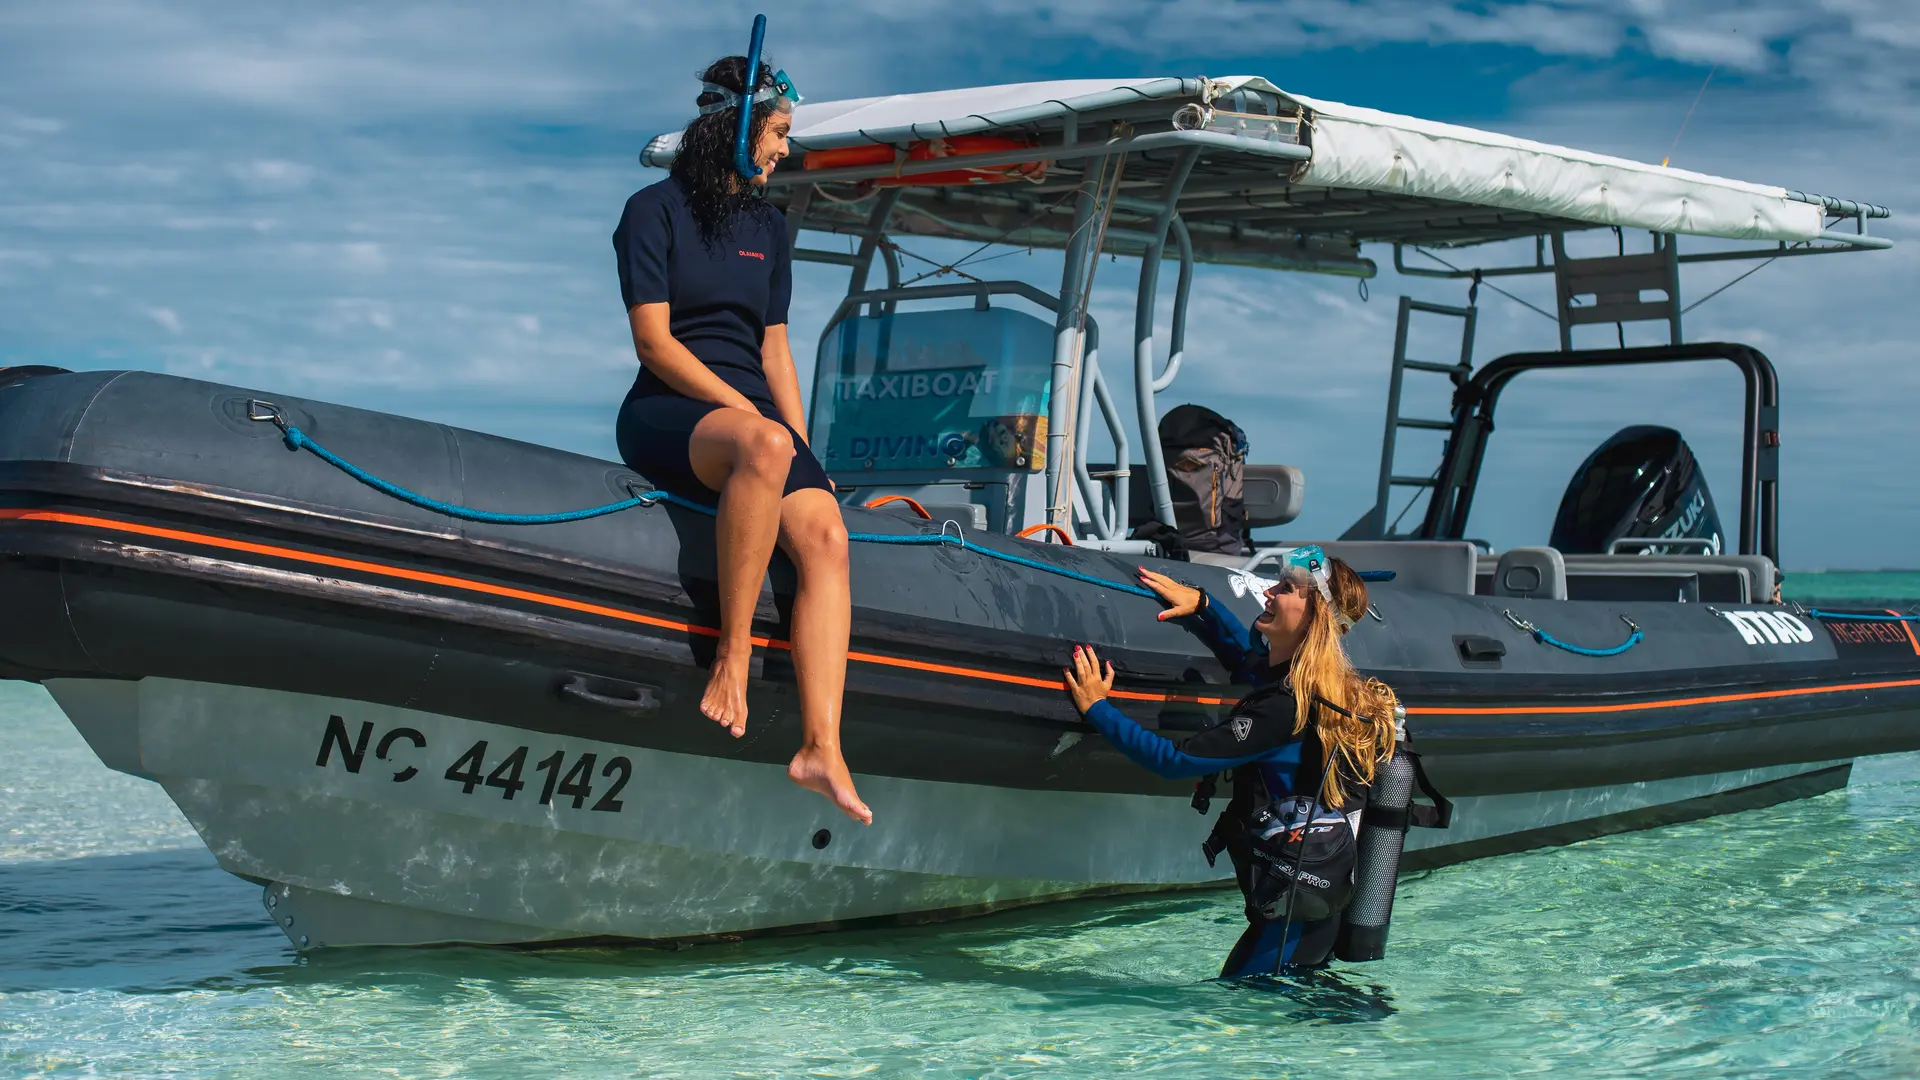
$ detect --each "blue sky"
[1,1,1914,569]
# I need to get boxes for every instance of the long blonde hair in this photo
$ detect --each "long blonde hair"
[1287,558,1399,809]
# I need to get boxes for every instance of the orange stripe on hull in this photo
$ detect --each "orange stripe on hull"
[1405,676,1920,716]
[5,507,1914,717]
[0,508,1235,706]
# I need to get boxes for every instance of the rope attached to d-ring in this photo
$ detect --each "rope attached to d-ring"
[1503,610,1643,657]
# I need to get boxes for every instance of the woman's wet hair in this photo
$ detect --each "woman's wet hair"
[671,56,784,248]
[1286,557,1399,808]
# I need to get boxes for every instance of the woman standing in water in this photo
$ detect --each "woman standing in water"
[1063,550,1397,977]
[613,56,869,825]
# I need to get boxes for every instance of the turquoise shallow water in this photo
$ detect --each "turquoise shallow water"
[1784,570,1920,608]
[4,577,1919,1078]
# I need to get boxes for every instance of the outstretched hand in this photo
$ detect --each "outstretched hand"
[1137,567,1203,622]
[1063,644,1115,714]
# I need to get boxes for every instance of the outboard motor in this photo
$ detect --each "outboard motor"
[1549,425,1723,555]
[0,365,71,390]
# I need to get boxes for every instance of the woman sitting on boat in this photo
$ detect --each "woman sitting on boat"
[1063,548,1397,978]
[612,56,870,825]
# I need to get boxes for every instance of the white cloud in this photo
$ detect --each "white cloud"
[228,159,315,191]
[0,0,1915,565]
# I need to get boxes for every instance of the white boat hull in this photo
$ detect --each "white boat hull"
[45,676,1851,949]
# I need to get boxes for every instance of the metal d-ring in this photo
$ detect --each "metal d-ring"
[1367,603,1384,622]
[939,519,964,547]
[1501,608,1537,635]
[618,477,665,507]
[246,399,286,427]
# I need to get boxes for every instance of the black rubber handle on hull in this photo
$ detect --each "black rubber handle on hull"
[558,673,661,714]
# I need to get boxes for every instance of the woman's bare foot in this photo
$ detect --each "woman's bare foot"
[699,651,750,738]
[787,742,872,824]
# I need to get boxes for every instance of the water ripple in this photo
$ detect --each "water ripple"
[3,682,1917,1078]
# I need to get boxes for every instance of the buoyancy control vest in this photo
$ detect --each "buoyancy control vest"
[1195,683,1365,924]
[1192,688,1452,954]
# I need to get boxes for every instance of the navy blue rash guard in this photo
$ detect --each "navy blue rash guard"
[613,178,792,409]
[1081,596,1315,798]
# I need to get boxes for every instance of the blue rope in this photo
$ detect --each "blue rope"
[1806,609,1920,622]
[1534,626,1644,657]
[282,427,662,524]
[1503,610,1643,657]
[277,423,1159,598]
[849,532,1159,598]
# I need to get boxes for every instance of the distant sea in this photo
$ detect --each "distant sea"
[1783,569,1920,610]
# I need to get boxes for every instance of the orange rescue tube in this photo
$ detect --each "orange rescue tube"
[804,136,1046,186]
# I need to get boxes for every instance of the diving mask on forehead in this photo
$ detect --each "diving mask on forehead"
[698,68,802,116]
[1274,544,1353,631]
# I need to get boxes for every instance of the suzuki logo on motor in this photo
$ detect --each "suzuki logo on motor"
[1719,609,1814,646]
[1658,490,1719,551]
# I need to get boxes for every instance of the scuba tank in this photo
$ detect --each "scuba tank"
[1334,745,1415,962]
[1335,704,1439,963]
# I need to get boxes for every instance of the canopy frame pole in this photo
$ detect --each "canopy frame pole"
[1071,323,1129,540]
[1044,126,1101,533]
[1134,147,1201,530]
[1148,216,1194,393]
[847,189,903,295]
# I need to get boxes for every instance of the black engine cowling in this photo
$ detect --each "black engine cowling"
[1549,425,1723,555]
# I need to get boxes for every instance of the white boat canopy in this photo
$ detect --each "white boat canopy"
[642,76,1888,275]
[645,75,1891,542]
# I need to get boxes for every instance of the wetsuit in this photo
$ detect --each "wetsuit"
[612,177,832,498]
[1080,595,1366,979]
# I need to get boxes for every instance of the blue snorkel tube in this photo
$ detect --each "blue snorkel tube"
[734,14,768,181]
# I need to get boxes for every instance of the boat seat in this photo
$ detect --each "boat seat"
[1561,554,1770,604]
[1698,554,1781,601]
[1243,465,1305,529]
[1191,551,1251,568]
[1244,540,1477,594]
[1108,461,1305,531]
[1565,568,1702,603]
[1492,547,1567,600]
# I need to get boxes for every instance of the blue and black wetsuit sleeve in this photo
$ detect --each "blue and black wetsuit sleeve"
[1174,592,1269,685]
[1081,693,1303,780]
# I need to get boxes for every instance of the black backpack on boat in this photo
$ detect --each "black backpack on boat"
[1157,404,1251,556]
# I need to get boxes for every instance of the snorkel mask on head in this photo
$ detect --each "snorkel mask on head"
[702,14,802,180]
[698,69,800,116]
[1275,544,1354,631]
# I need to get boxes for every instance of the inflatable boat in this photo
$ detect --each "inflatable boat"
[4,74,1915,950]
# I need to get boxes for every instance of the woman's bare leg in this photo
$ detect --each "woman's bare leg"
[686,410,793,737]
[775,488,870,824]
